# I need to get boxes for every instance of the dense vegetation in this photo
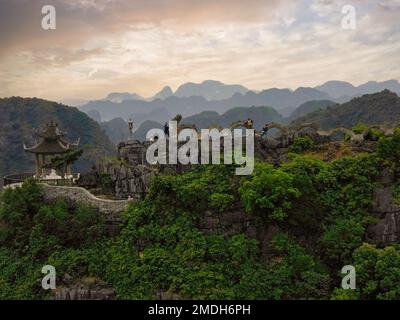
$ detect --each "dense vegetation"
[2,127,400,300]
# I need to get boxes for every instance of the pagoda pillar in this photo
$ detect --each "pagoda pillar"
[66,163,72,178]
[35,154,41,178]
[41,154,46,177]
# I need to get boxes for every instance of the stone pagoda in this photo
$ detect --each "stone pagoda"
[24,120,80,179]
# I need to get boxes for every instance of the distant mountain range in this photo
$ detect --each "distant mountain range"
[80,79,400,125]
[291,90,400,130]
[105,92,144,103]
[97,80,249,105]
[99,79,400,105]
[172,80,249,100]
[80,85,331,123]
[315,80,400,101]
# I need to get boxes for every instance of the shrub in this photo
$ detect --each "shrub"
[290,136,315,153]
[239,163,301,221]
[319,218,365,267]
[352,122,368,134]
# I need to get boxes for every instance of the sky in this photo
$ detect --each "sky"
[0,0,399,103]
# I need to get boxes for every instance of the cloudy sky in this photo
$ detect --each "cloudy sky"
[0,0,399,103]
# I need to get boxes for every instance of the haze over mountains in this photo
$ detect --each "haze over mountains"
[315,80,400,102]
[173,80,249,100]
[105,92,144,103]
[81,82,330,122]
[96,80,249,106]
[80,79,400,125]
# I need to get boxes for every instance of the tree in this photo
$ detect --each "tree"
[239,163,301,221]
[334,243,400,300]
[319,218,365,267]
[290,137,314,153]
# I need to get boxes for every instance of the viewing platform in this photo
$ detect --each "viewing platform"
[3,171,80,188]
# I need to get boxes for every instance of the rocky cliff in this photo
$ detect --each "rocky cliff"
[369,168,400,246]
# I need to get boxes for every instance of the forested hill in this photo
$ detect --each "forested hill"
[291,90,400,130]
[0,97,116,176]
[288,100,336,120]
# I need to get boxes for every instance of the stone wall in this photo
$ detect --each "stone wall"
[40,184,131,223]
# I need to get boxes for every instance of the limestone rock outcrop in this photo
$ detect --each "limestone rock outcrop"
[100,162,155,199]
[197,207,279,260]
[52,284,116,300]
[369,168,400,246]
[117,139,149,166]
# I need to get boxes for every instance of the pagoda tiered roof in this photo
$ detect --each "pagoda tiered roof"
[23,121,79,154]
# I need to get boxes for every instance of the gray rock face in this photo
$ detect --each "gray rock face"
[95,139,156,199]
[372,212,400,246]
[370,168,400,246]
[197,208,279,259]
[254,136,290,165]
[51,274,116,300]
[156,290,182,300]
[198,209,254,237]
[52,285,116,300]
[83,138,193,199]
[102,163,154,199]
[118,139,148,166]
